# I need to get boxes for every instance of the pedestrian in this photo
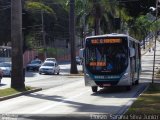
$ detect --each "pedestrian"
[152,46,155,51]
[34,56,40,61]
[149,48,151,52]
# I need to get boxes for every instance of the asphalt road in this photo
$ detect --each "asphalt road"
[0,64,82,89]
[0,41,160,120]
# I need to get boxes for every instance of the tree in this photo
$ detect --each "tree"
[24,0,69,54]
[11,0,25,89]
[24,1,55,56]
[0,0,11,45]
[74,0,121,35]
[69,0,78,74]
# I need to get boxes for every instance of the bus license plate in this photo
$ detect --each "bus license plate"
[103,84,111,87]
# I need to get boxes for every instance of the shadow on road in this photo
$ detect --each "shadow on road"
[25,71,38,77]
[0,83,7,87]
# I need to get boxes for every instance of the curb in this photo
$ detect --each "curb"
[61,74,84,76]
[115,83,149,116]
[0,87,42,101]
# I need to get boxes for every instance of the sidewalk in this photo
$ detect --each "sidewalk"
[141,40,160,82]
[141,48,148,55]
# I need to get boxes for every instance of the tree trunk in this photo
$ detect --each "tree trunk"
[69,0,78,74]
[11,0,25,89]
[93,0,101,35]
[95,17,100,35]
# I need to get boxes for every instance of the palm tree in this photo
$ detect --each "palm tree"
[129,15,152,40]
[75,0,118,35]
[69,0,78,74]
[11,0,25,89]
[52,0,78,74]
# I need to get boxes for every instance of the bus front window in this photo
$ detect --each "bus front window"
[85,38,128,75]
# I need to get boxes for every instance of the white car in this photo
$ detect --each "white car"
[44,58,57,63]
[39,61,60,75]
[0,62,11,76]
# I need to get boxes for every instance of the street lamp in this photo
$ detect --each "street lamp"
[152,0,159,83]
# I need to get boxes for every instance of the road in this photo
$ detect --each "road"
[0,64,82,89]
[0,42,160,120]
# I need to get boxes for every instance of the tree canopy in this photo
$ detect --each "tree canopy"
[0,0,158,46]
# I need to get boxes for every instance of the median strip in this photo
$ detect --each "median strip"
[125,83,160,114]
[0,86,42,101]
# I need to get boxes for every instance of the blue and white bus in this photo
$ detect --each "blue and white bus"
[81,33,141,92]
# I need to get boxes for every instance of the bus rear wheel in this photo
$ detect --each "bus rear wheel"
[135,79,139,85]
[126,86,132,91]
[92,86,98,93]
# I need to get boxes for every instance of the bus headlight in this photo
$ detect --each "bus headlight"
[121,73,129,80]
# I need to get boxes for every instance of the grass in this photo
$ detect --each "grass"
[126,83,160,114]
[156,69,160,78]
[0,86,32,97]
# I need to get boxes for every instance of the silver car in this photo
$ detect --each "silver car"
[39,61,60,75]
[0,62,11,76]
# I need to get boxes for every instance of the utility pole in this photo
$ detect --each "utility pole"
[69,0,78,74]
[11,0,25,89]
[41,10,47,59]
[152,0,159,83]
[81,14,86,48]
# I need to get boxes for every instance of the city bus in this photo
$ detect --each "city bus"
[81,33,141,92]
[0,46,11,62]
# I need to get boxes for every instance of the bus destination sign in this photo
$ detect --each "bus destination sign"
[91,38,122,44]
[89,62,106,67]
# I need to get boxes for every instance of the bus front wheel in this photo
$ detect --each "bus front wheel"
[92,86,98,93]
[126,86,132,91]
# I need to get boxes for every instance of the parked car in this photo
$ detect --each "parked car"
[0,62,12,76]
[76,56,82,65]
[26,60,42,71]
[44,58,57,63]
[0,68,3,84]
[39,61,60,75]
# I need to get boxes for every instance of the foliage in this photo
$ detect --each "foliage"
[47,47,65,57]
[128,13,160,40]
[0,0,158,46]
[25,1,54,14]
[0,0,11,45]
[118,0,156,17]
[25,32,37,49]
[23,0,69,51]
[129,15,152,40]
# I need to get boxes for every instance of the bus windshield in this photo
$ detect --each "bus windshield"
[85,37,128,75]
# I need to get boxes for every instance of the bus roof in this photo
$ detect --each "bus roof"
[86,33,140,43]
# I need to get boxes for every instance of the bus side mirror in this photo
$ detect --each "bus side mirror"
[79,48,84,58]
[130,48,135,57]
